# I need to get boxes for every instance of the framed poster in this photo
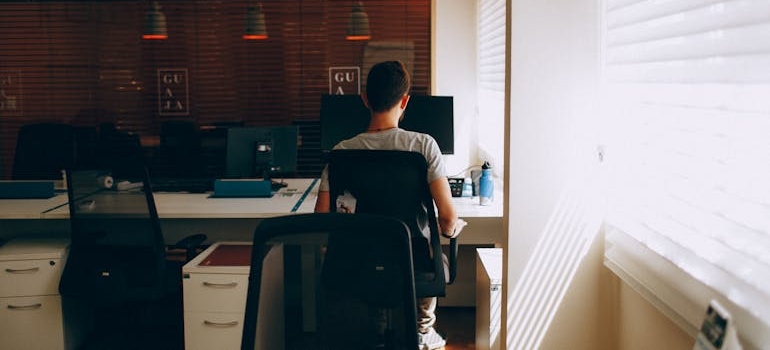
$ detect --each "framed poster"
[329,66,360,95]
[157,68,189,116]
[0,70,22,116]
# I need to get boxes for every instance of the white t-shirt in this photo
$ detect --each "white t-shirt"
[318,127,446,192]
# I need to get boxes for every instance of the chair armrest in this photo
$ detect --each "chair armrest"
[169,233,208,261]
[448,237,458,284]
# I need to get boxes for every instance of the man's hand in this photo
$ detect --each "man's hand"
[442,218,468,239]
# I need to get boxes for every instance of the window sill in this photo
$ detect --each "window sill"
[603,226,768,350]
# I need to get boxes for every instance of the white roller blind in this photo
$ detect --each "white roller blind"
[601,0,770,348]
[477,0,506,93]
[476,0,506,168]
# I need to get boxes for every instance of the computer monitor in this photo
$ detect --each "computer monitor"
[319,94,455,154]
[401,95,454,154]
[225,126,299,179]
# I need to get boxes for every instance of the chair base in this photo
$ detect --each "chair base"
[76,295,184,350]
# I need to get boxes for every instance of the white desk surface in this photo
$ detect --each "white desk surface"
[0,193,68,219]
[40,178,319,220]
[1,178,499,220]
[451,190,504,218]
[0,178,503,245]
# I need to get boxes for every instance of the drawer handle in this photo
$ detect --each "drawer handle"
[5,267,40,274]
[202,281,238,288]
[8,303,43,310]
[203,320,239,328]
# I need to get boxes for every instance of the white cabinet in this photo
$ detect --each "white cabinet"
[476,248,502,350]
[0,238,83,350]
[183,242,284,350]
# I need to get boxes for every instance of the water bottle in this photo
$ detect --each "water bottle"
[479,161,493,206]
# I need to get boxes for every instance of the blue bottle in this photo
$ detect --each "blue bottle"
[479,161,493,205]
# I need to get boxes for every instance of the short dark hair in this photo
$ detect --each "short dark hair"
[365,61,411,113]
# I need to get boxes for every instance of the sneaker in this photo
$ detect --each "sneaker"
[418,327,446,350]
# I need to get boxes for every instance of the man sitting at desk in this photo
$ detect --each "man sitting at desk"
[314,60,466,350]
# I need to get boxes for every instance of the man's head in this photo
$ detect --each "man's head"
[364,60,411,113]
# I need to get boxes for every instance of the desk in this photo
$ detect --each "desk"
[1,179,500,244]
[0,179,503,306]
[40,178,318,220]
[0,193,68,220]
[0,179,318,242]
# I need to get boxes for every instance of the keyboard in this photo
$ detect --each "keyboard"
[151,178,214,193]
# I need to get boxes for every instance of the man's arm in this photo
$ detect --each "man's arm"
[429,177,461,237]
[314,190,330,213]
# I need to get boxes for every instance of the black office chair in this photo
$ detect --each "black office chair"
[73,125,100,169]
[59,167,206,350]
[12,122,75,180]
[241,213,419,350]
[326,150,459,298]
[96,123,147,181]
[154,120,205,178]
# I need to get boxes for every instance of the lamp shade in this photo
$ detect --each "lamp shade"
[243,3,268,40]
[346,2,371,41]
[142,2,168,40]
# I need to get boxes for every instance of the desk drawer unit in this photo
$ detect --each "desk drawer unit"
[0,239,75,350]
[0,295,65,350]
[184,311,245,350]
[0,258,64,297]
[183,273,249,313]
[476,248,502,350]
[183,242,284,350]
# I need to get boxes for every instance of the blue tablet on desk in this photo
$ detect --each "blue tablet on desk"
[209,179,273,198]
[0,180,55,199]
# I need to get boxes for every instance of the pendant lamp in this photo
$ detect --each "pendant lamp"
[243,3,268,40]
[142,1,168,40]
[346,2,371,41]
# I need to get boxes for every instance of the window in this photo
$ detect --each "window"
[476,0,506,170]
[601,0,770,348]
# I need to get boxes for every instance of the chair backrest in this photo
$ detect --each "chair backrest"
[12,122,75,180]
[59,167,168,305]
[96,126,146,181]
[242,213,419,350]
[72,125,99,169]
[155,120,205,178]
[326,149,448,298]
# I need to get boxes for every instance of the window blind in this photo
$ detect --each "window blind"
[476,0,506,168]
[0,1,431,179]
[477,0,506,93]
[601,0,770,348]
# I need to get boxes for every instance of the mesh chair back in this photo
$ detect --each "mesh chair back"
[96,125,146,181]
[241,213,419,350]
[12,122,75,180]
[59,168,168,305]
[155,120,205,178]
[327,149,448,297]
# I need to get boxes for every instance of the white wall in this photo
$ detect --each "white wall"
[436,1,703,349]
[503,0,603,349]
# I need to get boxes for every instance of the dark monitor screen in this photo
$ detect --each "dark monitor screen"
[225,126,298,178]
[319,94,454,154]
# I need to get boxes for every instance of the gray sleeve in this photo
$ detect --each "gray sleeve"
[423,135,446,183]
